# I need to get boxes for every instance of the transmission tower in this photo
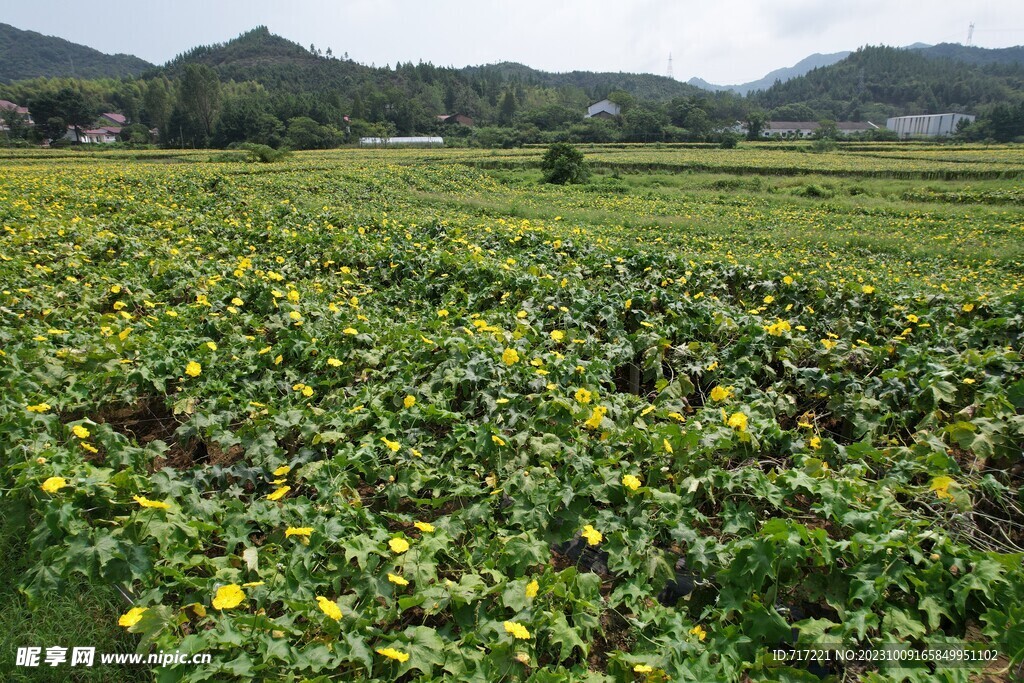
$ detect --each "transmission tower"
[667,53,673,80]
[966,23,975,47]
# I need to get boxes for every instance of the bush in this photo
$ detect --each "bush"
[237,142,290,163]
[540,142,589,184]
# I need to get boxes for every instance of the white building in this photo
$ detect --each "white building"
[359,136,443,147]
[758,121,879,138]
[885,113,975,138]
[585,99,622,119]
[64,126,120,144]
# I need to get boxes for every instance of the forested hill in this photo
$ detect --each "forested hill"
[460,62,702,102]
[915,42,1024,68]
[0,23,152,83]
[752,45,1024,123]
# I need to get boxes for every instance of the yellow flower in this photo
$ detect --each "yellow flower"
[906,314,919,323]
[502,348,520,365]
[584,406,607,429]
[315,595,342,621]
[437,309,449,317]
[690,624,707,641]
[71,425,90,439]
[622,474,642,491]
[821,338,838,350]
[376,647,410,663]
[763,295,775,304]
[285,527,313,537]
[414,521,435,533]
[288,311,302,321]
[861,285,875,294]
[343,327,358,335]
[205,341,217,351]
[133,495,170,510]
[231,297,244,306]
[709,386,733,402]
[783,275,794,285]
[389,537,410,554]
[403,395,416,408]
[574,388,592,404]
[634,664,654,673]
[504,620,532,639]
[41,476,67,494]
[26,402,51,413]
[930,475,955,500]
[727,412,748,432]
[550,330,565,342]
[118,607,147,627]
[185,361,202,377]
[492,435,506,446]
[287,290,300,303]
[267,485,291,501]
[212,584,245,610]
[381,437,401,452]
[809,436,822,450]
[388,573,409,586]
[962,303,975,312]
[241,581,264,588]
[581,524,602,546]
[273,465,291,477]
[327,358,343,367]
[110,285,122,294]
[525,579,539,598]
[663,439,673,454]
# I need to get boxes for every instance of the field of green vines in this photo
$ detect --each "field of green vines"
[1,143,1022,682]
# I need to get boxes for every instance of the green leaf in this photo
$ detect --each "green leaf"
[547,611,588,662]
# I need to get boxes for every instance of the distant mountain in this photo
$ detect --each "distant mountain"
[688,52,851,95]
[752,45,1024,122]
[0,23,152,83]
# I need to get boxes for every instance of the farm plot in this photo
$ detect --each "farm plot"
[0,147,1022,681]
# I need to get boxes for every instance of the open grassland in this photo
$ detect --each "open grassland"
[1,144,1022,681]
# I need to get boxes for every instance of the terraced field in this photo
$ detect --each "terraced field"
[1,144,1022,681]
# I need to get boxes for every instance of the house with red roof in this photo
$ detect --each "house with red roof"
[0,99,34,130]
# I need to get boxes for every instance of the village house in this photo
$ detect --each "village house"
[585,99,621,119]
[0,99,33,130]
[99,112,127,126]
[437,113,474,126]
[757,121,878,138]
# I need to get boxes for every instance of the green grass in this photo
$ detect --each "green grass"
[0,498,146,682]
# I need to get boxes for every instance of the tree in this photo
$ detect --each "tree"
[622,106,667,142]
[498,90,517,126]
[212,87,283,148]
[540,142,589,184]
[29,87,95,142]
[142,78,171,133]
[119,123,152,144]
[284,116,342,149]
[607,90,635,113]
[745,111,767,140]
[178,64,221,142]
[814,119,838,139]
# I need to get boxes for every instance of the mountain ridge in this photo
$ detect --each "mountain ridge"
[0,22,153,83]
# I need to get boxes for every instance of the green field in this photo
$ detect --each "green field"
[1,143,1022,682]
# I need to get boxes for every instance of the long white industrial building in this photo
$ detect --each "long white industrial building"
[885,113,975,138]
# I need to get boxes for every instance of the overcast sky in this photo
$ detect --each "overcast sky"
[3,0,1024,84]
